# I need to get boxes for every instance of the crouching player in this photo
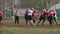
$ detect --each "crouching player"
[37,9,47,26]
[0,10,4,26]
[48,10,56,26]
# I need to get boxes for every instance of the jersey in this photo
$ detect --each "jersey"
[28,9,33,16]
[32,11,36,18]
[49,10,55,17]
[0,11,3,18]
[40,11,47,17]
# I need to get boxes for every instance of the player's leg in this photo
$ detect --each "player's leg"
[26,16,28,26]
[17,16,19,24]
[30,16,33,26]
[1,21,4,26]
[0,20,1,25]
[48,16,53,26]
[37,17,42,26]
[33,18,36,23]
[54,16,59,25]
[28,15,33,26]
[42,17,45,26]
[0,18,2,25]
[26,20,28,26]
[15,17,17,24]
[50,17,53,26]
[0,18,4,26]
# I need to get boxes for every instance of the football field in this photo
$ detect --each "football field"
[0,20,60,34]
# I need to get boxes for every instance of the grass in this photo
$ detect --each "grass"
[0,20,60,34]
[0,26,60,34]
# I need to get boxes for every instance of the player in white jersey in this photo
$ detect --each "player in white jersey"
[27,9,33,26]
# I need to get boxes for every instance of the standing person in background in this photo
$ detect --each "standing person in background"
[37,9,47,26]
[24,8,28,26]
[0,10,4,26]
[14,10,20,24]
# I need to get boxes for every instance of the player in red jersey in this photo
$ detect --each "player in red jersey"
[37,9,47,26]
[24,8,28,26]
[32,8,36,23]
[48,10,56,26]
[0,10,4,26]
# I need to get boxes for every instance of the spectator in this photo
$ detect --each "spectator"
[14,10,20,24]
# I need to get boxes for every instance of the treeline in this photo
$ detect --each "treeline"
[0,0,60,10]
[18,0,60,9]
